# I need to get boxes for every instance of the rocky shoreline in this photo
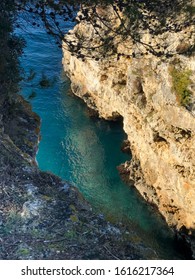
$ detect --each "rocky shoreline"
[62,6,195,257]
[0,90,161,259]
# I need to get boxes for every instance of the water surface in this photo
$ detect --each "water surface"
[18,24,185,259]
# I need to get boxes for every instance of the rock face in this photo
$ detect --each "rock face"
[0,84,156,260]
[62,9,195,242]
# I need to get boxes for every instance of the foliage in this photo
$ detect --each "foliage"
[15,0,195,59]
[170,66,192,107]
[0,0,25,96]
[0,0,194,96]
[185,4,195,16]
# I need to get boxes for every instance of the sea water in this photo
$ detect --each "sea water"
[18,24,185,259]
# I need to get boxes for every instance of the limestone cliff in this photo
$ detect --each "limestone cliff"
[62,6,195,247]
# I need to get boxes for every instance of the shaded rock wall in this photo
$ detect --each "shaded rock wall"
[0,85,153,260]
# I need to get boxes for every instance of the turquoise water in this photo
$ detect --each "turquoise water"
[18,25,185,259]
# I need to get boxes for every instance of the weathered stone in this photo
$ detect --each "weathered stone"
[0,85,156,260]
[62,9,195,254]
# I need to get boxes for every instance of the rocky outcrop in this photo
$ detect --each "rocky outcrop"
[62,7,195,253]
[0,88,157,259]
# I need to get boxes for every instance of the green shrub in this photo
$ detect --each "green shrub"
[170,66,192,107]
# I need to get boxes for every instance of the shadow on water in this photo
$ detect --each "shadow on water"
[18,24,187,260]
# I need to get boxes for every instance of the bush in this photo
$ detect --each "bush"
[170,66,192,107]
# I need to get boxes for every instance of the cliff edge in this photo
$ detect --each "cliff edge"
[62,4,195,254]
[0,84,155,259]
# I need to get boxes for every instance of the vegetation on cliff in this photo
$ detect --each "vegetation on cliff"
[0,0,159,260]
[0,0,194,259]
[0,0,25,96]
[14,0,194,59]
[61,0,195,258]
[170,66,192,107]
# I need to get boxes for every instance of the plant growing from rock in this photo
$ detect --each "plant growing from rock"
[170,66,192,107]
[15,0,195,59]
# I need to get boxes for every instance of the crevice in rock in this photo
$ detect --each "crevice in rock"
[170,125,192,142]
[153,131,168,143]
